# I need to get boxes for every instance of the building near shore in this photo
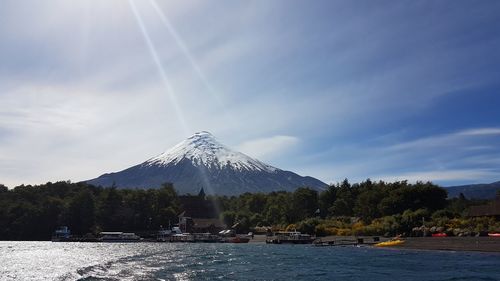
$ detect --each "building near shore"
[468,195,500,219]
[177,188,226,233]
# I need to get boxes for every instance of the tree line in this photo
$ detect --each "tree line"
[0,180,496,240]
[0,182,179,240]
[215,179,497,236]
[215,179,447,233]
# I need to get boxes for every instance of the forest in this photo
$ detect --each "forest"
[0,180,498,240]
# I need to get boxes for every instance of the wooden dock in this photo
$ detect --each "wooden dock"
[313,236,383,247]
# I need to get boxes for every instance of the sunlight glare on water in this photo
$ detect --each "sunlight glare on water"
[1,241,499,281]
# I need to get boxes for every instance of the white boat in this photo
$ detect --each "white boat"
[193,233,223,243]
[51,226,71,242]
[156,226,195,242]
[99,232,141,242]
[157,229,172,242]
[218,229,251,243]
[266,231,315,244]
[170,233,195,242]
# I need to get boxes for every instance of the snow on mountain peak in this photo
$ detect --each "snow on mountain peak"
[145,132,278,172]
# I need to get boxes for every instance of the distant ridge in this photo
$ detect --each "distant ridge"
[444,181,500,199]
[86,131,327,195]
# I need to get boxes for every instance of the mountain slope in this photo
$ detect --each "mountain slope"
[444,181,500,199]
[86,132,327,195]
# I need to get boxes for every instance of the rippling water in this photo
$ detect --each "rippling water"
[1,241,499,280]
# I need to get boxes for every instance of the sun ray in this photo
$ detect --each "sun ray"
[128,1,222,215]
[128,0,190,136]
[129,1,223,212]
[149,0,223,105]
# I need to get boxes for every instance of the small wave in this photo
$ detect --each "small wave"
[77,277,117,281]
[433,277,499,281]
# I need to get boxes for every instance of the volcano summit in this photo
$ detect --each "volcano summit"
[87,132,327,195]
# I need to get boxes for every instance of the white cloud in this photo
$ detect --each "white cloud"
[289,127,500,186]
[0,81,189,186]
[236,135,300,161]
[456,128,500,136]
[374,169,498,184]
[1,1,499,188]
[388,127,500,152]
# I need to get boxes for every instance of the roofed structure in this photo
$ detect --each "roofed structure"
[468,195,500,218]
[176,188,225,233]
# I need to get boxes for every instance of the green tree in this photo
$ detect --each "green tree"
[328,179,355,217]
[318,185,336,217]
[155,183,179,225]
[290,187,318,221]
[265,205,282,225]
[401,208,429,233]
[245,193,267,213]
[64,189,96,234]
[354,188,383,221]
[221,211,237,227]
[97,187,123,230]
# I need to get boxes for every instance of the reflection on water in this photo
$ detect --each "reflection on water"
[1,241,499,280]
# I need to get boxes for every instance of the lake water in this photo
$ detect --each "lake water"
[1,241,499,280]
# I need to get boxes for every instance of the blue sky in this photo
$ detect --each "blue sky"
[1,0,500,187]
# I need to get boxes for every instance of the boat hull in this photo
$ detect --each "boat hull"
[265,231,315,244]
[374,240,405,247]
[99,239,141,243]
[266,238,315,244]
[226,236,250,243]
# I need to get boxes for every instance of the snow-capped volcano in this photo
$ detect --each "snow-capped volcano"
[145,131,276,173]
[87,131,327,195]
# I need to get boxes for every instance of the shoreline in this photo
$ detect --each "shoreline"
[389,237,500,253]
[255,235,500,253]
[313,235,500,253]
[3,236,500,253]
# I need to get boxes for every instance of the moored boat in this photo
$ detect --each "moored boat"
[432,233,448,237]
[193,233,224,243]
[374,239,405,247]
[51,226,71,242]
[488,233,500,237]
[157,229,172,242]
[170,233,195,242]
[218,229,252,243]
[266,231,315,244]
[99,232,141,242]
[226,235,250,243]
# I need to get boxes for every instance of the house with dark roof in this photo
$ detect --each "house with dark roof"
[468,195,500,219]
[177,188,226,233]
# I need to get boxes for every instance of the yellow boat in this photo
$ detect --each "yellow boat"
[374,239,405,247]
